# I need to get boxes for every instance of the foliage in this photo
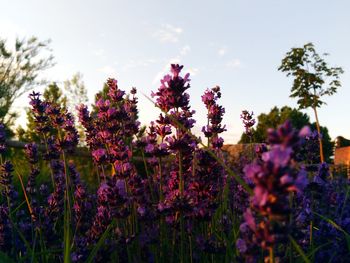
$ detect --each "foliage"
[240,106,310,143]
[335,136,350,148]
[0,36,54,126]
[63,72,88,113]
[278,42,343,110]
[278,42,343,163]
[239,106,333,162]
[63,73,88,143]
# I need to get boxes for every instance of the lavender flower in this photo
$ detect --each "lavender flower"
[247,122,308,217]
[0,161,18,205]
[151,64,191,113]
[26,168,39,196]
[25,143,39,164]
[187,86,227,220]
[107,78,125,102]
[29,91,50,134]
[61,112,79,153]
[202,86,226,148]
[152,65,198,218]
[240,121,309,258]
[78,79,140,182]
[240,110,255,137]
[45,160,65,223]
[0,205,11,252]
[88,177,128,244]
[43,137,60,160]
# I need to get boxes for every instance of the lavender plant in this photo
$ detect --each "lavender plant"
[240,110,255,139]
[0,64,349,263]
[238,121,309,262]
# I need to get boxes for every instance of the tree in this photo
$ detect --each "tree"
[240,106,310,143]
[17,74,89,143]
[63,72,88,143]
[335,136,350,148]
[239,106,333,162]
[63,72,88,113]
[0,36,54,126]
[278,43,343,163]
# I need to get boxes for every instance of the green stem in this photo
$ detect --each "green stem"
[141,150,150,179]
[58,132,71,262]
[159,157,163,201]
[178,147,185,262]
[180,214,185,263]
[42,133,55,188]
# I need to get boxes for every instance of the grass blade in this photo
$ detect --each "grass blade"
[306,241,332,259]
[289,235,310,263]
[86,220,115,263]
[313,212,350,251]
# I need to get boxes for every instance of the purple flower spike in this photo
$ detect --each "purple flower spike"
[240,110,255,137]
[0,161,18,204]
[201,86,226,149]
[239,121,309,257]
[0,205,10,251]
[92,148,107,164]
[25,143,39,164]
[170,64,184,77]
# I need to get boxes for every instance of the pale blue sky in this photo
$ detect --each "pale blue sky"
[1,0,349,143]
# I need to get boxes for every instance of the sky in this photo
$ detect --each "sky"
[1,0,349,143]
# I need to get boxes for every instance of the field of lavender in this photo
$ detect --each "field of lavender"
[0,64,349,263]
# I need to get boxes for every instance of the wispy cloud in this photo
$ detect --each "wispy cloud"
[180,45,191,56]
[153,24,183,43]
[187,67,199,76]
[226,59,241,68]
[97,66,117,77]
[98,58,157,79]
[218,47,227,57]
[93,48,106,59]
[122,58,157,71]
[151,43,195,85]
